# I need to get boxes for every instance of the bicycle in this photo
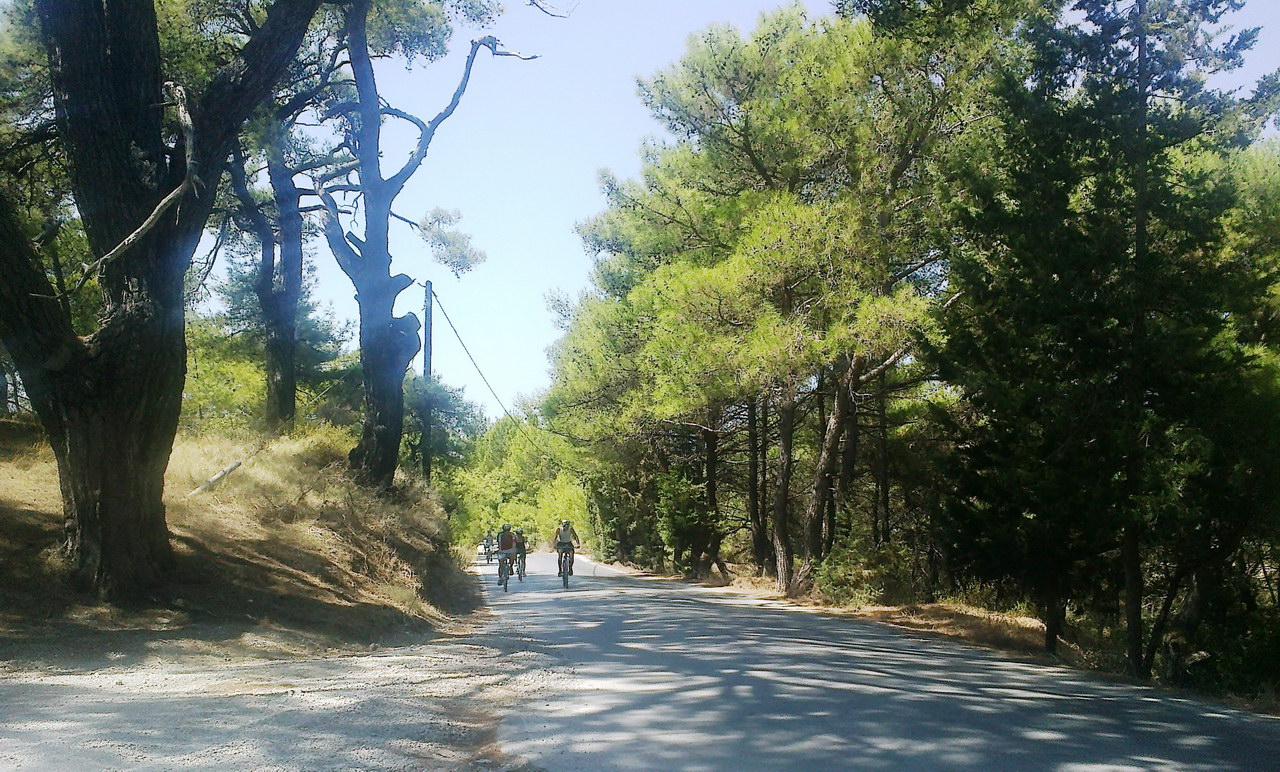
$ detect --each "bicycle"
[497,553,511,591]
[516,553,526,581]
[557,547,574,589]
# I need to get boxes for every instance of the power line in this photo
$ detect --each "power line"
[431,287,583,474]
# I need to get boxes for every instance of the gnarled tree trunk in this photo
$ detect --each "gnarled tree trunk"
[346,273,421,486]
[318,0,496,487]
[0,0,323,598]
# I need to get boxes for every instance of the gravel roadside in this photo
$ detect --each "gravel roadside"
[0,586,557,770]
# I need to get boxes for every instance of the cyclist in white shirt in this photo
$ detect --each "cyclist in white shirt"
[553,519,581,576]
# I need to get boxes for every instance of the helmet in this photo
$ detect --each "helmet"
[501,523,511,531]
[515,528,524,534]
[561,519,570,526]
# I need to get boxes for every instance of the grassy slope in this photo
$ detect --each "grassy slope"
[0,418,477,663]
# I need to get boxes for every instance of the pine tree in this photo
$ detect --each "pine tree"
[940,0,1274,668]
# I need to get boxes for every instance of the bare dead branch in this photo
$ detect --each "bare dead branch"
[315,186,360,274]
[36,83,198,302]
[390,210,421,230]
[526,0,575,18]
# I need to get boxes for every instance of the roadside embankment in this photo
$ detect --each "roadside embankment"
[0,419,477,667]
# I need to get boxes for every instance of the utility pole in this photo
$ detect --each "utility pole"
[422,280,433,483]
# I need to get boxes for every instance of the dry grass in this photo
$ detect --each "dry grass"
[848,603,1085,664]
[0,418,476,658]
[717,571,1087,666]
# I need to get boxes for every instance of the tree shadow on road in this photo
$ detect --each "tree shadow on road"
[488,567,1280,770]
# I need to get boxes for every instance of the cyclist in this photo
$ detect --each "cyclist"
[514,528,528,576]
[482,530,494,559]
[495,524,518,584]
[553,519,581,576]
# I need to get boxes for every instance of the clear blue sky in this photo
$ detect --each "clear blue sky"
[307,0,1280,421]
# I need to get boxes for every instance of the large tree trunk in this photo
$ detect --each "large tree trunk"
[771,393,798,592]
[421,283,434,483]
[347,274,420,488]
[1042,585,1064,656]
[835,390,859,515]
[49,339,182,594]
[320,0,421,487]
[0,0,322,598]
[1,192,185,596]
[1142,563,1186,677]
[261,299,297,425]
[702,408,719,518]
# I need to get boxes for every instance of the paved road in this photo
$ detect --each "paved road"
[480,552,1280,771]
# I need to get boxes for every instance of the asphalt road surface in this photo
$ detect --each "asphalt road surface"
[480,552,1280,771]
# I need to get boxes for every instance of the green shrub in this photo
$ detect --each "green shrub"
[814,538,918,607]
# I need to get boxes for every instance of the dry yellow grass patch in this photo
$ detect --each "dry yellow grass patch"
[0,419,475,650]
[848,603,1084,663]
[718,569,1084,665]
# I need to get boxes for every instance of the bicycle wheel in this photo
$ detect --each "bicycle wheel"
[517,556,525,581]
[560,552,569,589]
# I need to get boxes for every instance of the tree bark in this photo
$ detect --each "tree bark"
[703,409,719,517]
[835,390,859,513]
[790,363,855,596]
[874,373,891,544]
[319,0,420,487]
[746,398,770,571]
[1122,523,1146,678]
[346,274,420,488]
[1043,585,1064,656]
[421,281,433,483]
[821,469,836,559]
[771,392,797,592]
[264,146,304,424]
[759,395,775,573]
[228,139,302,427]
[1123,0,1153,683]
[0,357,9,415]
[0,191,180,595]
[1142,563,1186,677]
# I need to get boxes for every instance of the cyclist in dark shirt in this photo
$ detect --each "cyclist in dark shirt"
[495,524,518,584]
